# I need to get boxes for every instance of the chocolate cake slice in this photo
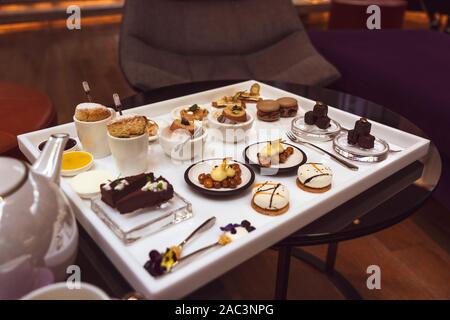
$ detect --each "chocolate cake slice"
[100,173,152,207]
[116,176,174,214]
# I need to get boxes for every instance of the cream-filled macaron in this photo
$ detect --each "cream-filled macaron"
[251,181,289,216]
[297,163,332,193]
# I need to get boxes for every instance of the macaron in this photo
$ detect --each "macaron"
[277,97,298,118]
[256,100,280,122]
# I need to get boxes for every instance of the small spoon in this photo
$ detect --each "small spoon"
[167,241,221,274]
[113,93,124,116]
[82,81,92,102]
[175,216,216,254]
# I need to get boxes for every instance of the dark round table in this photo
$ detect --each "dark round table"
[78,80,441,300]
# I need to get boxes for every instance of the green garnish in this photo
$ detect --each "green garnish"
[188,104,199,112]
[233,91,244,100]
[157,182,164,190]
[231,105,242,114]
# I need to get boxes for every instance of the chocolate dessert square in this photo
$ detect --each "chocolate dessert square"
[316,116,331,129]
[304,111,316,125]
[358,134,375,149]
[354,118,371,135]
[116,176,174,214]
[347,129,359,145]
[101,173,152,207]
[312,102,328,117]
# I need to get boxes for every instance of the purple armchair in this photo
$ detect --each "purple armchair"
[308,29,450,208]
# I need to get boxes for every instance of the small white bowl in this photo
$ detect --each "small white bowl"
[208,110,254,143]
[61,151,94,177]
[159,125,208,161]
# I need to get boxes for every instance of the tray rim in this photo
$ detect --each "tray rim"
[17,80,431,299]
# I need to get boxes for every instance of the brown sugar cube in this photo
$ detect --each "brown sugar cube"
[358,134,375,149]
[354,118,371,135]
[304,111,316,125]
[347,129,358,145]
[316,116,331,129]
[312,101,328,117]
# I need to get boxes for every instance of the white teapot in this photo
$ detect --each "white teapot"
[0,133,78,299]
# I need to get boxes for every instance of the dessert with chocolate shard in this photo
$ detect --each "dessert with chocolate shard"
[304,101,331,129]
[347,117,375,149]
[100,173,174,214]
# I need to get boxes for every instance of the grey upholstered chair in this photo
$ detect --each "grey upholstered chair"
[120,0,340,91]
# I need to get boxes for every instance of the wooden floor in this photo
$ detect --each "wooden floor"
[1,17,449,300]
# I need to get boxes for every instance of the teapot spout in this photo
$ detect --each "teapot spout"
[32,133,69,185]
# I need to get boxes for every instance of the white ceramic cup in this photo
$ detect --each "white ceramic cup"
[73,103,115,159]
[107,131,149,176]
[21,282,109,300]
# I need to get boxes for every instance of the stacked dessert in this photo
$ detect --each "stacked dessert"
[304,102,331,129]
[347,118,375,149]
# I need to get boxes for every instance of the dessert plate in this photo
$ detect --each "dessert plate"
[243,141,307,175]
[184,158,255,196]
[291,116,341,142]
[333,131,389,162]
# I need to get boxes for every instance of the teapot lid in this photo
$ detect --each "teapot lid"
[0,158,28,197]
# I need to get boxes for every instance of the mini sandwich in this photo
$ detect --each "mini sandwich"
[220,105,247,123]
[107,114,148,138]
[277,97,298,118]
[169,117,195,135]
[256,100,280,122]
[296,163,332,193]
[251,181,289,216]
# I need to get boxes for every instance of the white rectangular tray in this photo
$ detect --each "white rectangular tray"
[18,80,429,299]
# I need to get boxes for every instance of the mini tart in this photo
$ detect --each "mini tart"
[251,181,289,216]
[296,163,332,193]
[180,104,208,121]
[222,105,247,122]
[169,118,195,135]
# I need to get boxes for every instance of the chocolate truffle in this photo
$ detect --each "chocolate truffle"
[354,118,371,135]
[313,102,328,117]
[304,111,316,125]
[347,129,359,145]
[316,116,331,129]
[358,134,375,149]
